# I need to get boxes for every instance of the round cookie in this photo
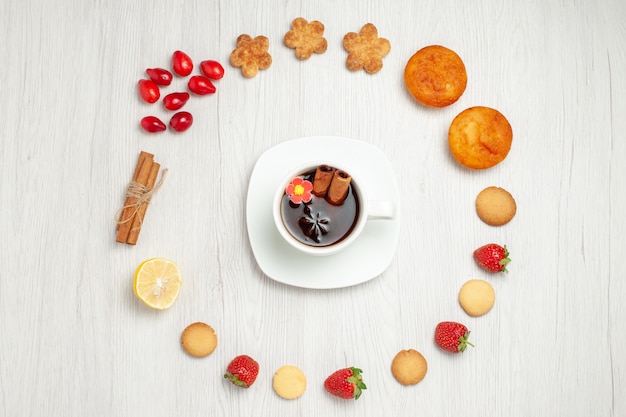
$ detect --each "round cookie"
[475,186,517,226]
[180,322,218,358]
[459,279,496,317]
[404,45,467,107]
[273,365,307,399]
[448,106,513,169]
[391,349,428,385]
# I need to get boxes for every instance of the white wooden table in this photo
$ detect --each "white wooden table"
[1,1,625,416]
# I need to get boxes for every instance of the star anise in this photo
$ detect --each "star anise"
[298,205,330,243]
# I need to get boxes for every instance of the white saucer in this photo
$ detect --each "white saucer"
[246,136,401,289]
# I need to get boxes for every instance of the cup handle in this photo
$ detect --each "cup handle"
[367,200,396,220]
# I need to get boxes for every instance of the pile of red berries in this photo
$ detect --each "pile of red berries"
[138,50,224,133]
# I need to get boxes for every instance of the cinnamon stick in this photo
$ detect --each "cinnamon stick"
[126,162,160,245]
[116,152,154,243]
[327,170,352,205]
[312,164,335,197]
[117,151,153,231]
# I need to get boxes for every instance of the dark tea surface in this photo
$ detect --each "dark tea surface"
[280,171,359,247]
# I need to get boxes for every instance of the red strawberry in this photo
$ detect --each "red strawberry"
[434,321,474,353]
[324,367,367,399]
[224,355,259,388]
[473,243,511,273]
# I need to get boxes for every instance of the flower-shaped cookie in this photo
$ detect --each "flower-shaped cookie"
[284,17,328,60]
[343,23,391,74]
[230,34,272,78]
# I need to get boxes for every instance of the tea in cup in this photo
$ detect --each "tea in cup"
[273,162,395,256]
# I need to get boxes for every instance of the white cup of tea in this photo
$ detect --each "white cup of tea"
[272,162,395,256]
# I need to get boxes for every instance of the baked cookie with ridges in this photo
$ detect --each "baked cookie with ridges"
[391,349,427,385]
[459,279,496,317]
[180,322,218,358]
[273,365,307,399]
[404,45,467,107]
[343,23,391,74]
[230,34,272,78]
[284,17,328,60]
[475,186,517,226]
[448,106,513,169]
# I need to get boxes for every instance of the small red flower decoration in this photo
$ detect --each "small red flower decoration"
[286,177,313,204]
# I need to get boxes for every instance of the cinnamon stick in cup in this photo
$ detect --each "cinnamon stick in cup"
[312,164,335,197]
[327,170,352,205]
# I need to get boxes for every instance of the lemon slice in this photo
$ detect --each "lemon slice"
[133,258,182,310]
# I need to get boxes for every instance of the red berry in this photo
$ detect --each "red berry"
[473,244,511,273]
[172,50,193,76]
[137,79,160,103]
[146,68,173,86]
[140,116,166,133]
[188,75,216,95]
[434,321,474,353]
[324,367,366,400]
[224,355,259,388]
[200,60,225,80]
[169,111,193,132]
[163,92,190,111]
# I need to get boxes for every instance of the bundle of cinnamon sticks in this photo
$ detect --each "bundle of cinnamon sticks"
[116,151,165,245]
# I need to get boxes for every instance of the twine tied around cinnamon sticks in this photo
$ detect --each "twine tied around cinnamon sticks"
[115,151,166,245]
